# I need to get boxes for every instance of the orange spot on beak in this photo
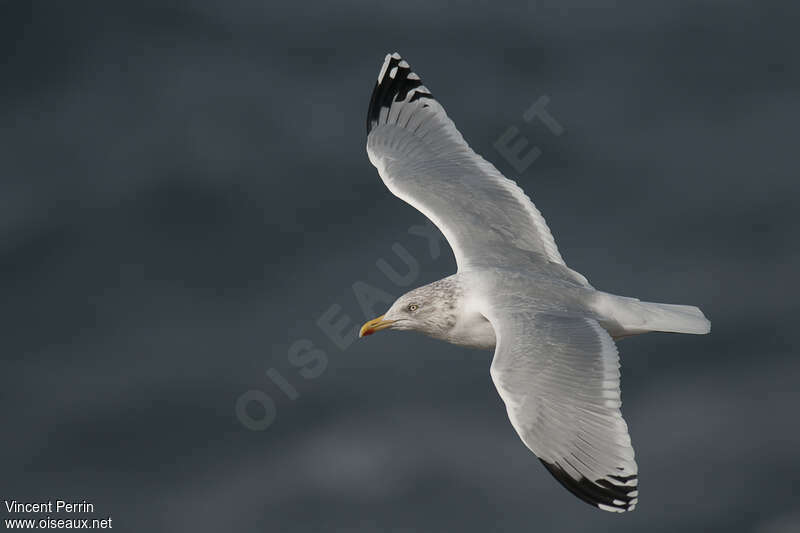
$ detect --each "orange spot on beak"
[359,315,394,338]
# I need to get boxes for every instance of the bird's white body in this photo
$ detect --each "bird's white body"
[400,270,709,351]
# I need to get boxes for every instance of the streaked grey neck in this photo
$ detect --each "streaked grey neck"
[421,275,496,350]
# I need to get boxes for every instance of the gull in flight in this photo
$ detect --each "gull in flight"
[358,53,710,512]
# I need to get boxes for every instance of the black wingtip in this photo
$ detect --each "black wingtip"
[366,53,434,135]
[539,459,638,512]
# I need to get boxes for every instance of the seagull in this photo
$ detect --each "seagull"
[357,53,710,513]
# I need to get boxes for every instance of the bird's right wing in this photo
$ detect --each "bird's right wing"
[366,53,586,283]
[485,309,639,512]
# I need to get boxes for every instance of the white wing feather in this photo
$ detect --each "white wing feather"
[487,310,638,512]
[366,53,576,276]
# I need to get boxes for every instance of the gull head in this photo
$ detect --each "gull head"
[359,279,460,339]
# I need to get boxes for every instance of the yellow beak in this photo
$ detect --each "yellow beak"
[359,315,395,338]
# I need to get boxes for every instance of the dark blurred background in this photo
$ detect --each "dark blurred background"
[2,1,799,531]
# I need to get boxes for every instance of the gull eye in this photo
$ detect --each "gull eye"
[407,304,418,312]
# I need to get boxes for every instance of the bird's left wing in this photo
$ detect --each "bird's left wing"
[486,309,639,512]
[366,53,583,281]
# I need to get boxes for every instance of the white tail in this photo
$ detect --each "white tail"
[593,292,711,338]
